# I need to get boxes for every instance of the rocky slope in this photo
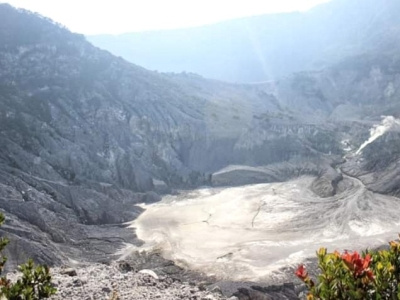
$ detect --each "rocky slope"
[6,251,300,300]
[8,262,230,300]
[88,0,400,83]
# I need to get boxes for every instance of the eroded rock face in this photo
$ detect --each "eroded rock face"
[310,165,343,198]
[0,7,332,191]
[0,165,144,270]
[342,130,400,197]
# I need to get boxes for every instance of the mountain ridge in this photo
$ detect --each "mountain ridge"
[88,0,400,83]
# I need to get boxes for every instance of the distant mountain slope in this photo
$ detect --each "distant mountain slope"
[88,0,400,83]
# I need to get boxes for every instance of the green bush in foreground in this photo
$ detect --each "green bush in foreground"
[296,236,400,299]
[0,213,56,299]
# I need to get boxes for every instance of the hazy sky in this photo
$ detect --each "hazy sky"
[2,0,331,35]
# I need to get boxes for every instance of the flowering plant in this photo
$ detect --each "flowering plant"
[295,236,400,299]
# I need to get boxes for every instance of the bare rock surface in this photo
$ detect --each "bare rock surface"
[8,263,227,300]
[6,259,299,300]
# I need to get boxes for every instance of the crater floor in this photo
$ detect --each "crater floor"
[131,175,400,282]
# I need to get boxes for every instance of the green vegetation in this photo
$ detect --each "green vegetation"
[0,213,56,299]
[296,236,400,299]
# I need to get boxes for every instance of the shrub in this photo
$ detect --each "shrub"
[295,236,400,299]
[0,213,56,299]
